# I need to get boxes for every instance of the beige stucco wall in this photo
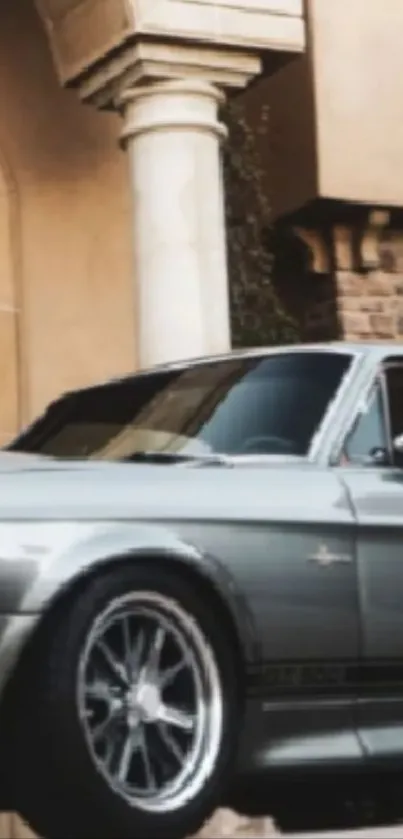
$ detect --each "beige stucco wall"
[262,0,403,219]
[312,0,403,206]
[0,0,135,442]
[0,3,135,830]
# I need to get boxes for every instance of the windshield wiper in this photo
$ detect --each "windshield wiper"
[121,450,232,466]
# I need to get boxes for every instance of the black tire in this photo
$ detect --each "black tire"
[12,563,242,839]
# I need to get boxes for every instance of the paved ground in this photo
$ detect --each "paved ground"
[7,804,403,838]
[290,829,403,838]
[195,810,403,838]
[5,809,403,837]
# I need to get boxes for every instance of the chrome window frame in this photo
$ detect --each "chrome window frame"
[309,349,364,464]
[330,357,403,468]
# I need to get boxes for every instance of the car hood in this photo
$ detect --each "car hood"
[0,451,343,524]
[0,452,64,472]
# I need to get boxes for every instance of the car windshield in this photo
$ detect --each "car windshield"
[9,350,353,460]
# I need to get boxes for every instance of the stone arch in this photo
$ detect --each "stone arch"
[0,147,23,443]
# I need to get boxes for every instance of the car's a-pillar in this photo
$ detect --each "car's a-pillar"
[34,1,305,369]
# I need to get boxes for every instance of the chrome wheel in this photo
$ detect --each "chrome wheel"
[77,590,224,813]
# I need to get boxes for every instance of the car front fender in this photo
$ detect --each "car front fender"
[16,520,258,665]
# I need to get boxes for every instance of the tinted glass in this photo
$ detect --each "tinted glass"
[10,351,352,460]
[385,364,403,438]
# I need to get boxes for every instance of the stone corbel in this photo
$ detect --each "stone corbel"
[293,214,393,276]
[333,225,355,272]
[292,226,332,275]
[354,209,391,272]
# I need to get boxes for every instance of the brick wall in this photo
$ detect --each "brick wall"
[305,269,403,343]
[336,269,403,341]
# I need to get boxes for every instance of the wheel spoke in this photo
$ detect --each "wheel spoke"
[122,617,132,674]
[96,639,128,686]
[85,679,114,703]
[128,628,146,681]
[157,721,185,765]
[103,731,117,770]
[117,727,141,783]
[141,626,166,681]
[92,710,119,744]
[158,703,195,732]
[159,657,187,690]
[139,728,157,793]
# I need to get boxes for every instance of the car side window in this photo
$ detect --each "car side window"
[384,364,403,439]
[383,362,403,467]
[344,380,389,464]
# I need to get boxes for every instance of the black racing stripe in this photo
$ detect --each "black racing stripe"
[246,660,403,699]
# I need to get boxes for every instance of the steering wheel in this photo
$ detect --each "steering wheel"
[239,435,299,455]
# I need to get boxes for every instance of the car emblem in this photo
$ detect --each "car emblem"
[308,543,352,567]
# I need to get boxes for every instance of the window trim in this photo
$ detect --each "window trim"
[334,358,403,468]
[308,350,360,462]
[379,366,394,464]
[332,371,390,467]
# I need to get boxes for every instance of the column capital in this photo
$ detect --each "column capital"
[118,80,227,150]
[35,0,304,108]
[76,41,262,110]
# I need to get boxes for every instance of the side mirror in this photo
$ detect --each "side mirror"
[393,433,403,455]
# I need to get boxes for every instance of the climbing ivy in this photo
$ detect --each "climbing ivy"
[223,98,299,348]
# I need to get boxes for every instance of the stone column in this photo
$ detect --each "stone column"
[119,78,230,368]
[35,0,304,371]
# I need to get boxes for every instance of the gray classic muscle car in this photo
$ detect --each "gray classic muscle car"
[0,342,403,838]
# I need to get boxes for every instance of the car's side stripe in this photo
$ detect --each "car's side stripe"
[246,660,403,699]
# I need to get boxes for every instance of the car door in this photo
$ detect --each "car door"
[219,465,360,665]
[193,462,362,768]
[336,357,403,758]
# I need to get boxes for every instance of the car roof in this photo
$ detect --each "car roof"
[61,341,403,401]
